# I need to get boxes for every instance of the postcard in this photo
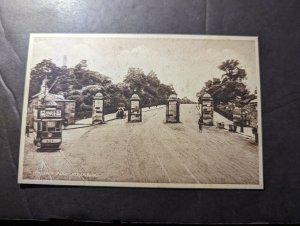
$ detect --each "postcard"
[18,34,263,189]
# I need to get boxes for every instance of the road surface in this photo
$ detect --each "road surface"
[22,104,259,185]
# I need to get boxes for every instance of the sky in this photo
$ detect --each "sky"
[29,35,259,102]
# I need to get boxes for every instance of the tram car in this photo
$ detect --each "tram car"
[33,101,63,150]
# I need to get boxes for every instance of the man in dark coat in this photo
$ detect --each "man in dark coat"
[198,115,203,132]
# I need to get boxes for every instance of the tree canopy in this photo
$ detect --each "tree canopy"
[123,68,175,107]
[198,59,255,106]
[197,59,257,126]
[29,59,63,97]
[29,60,176,114]
[218,59,247,83]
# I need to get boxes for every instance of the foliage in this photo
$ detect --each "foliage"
[29,59,64,97]
[179,97,197,104]
[30,59,112,97]
[123,68,175,107]
[29,60,176,114]
[197,59,257,127]
[198,59,255,106]
[218,59,247,82]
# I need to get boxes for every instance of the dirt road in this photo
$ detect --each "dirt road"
[22,104,259,185]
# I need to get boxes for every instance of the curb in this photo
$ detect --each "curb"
[222,126,254,139]
[63,117,118,130]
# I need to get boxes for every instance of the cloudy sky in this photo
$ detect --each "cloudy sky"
[29,35,259,101]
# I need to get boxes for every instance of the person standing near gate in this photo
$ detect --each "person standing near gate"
[198,115,203,132]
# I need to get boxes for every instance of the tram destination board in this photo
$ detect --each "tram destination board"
[18,34,263,189]
[39,109,62,118]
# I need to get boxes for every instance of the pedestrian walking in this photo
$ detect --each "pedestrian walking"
[252,125,258,144]
[120,108,124,118]
[233,121,238,132]
[25,123,30,137]
[63,119,68,128]
[198,115,203,132]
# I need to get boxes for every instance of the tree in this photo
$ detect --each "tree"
[74,60,88,80]
[197,60,252,105]
[29,59,63,97]
[29,59,180,115]
[212,78,221,85]
[180,97,197,104]
[73,60,112,87]
[157,83,174,105]
[205,80,213,88]
[123,67,147,92]
[123,68,175,107]
[218,59,247,82]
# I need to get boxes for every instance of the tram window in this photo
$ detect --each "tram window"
[42,122,47,131]
[47,121,56,131]
[56,122,62,131]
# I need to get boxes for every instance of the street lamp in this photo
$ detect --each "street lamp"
[166,94,180,123]
[92,92,104,124]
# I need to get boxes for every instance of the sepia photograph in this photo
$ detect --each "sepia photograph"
[18,34,263,189]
